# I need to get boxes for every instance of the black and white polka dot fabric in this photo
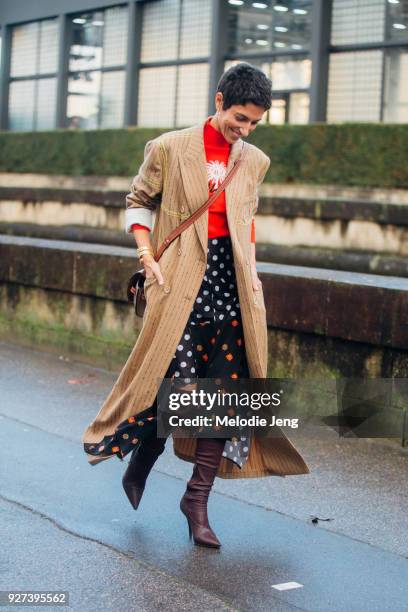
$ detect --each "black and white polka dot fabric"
[165,235,252,469]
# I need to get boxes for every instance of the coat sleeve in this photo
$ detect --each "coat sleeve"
[252,155,270,217]
[125,138,165,233]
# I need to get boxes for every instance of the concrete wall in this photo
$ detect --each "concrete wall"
[1,234,407,378]
[1,174,408,259]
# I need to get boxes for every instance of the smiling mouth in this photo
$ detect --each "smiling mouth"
[230,128,241,137]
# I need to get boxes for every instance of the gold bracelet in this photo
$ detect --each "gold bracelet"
[136,246,153,258]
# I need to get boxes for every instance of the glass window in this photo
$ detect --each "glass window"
[36,78,57,130]
[141,0,179,63]
[383,48,408,122]
[10,22,39,78]
[138,0,213,127]
[288,91,309,123]
[327,50,383,122]
[103,6,128,67]
[9,80,36,130]
[39,19,58,74]
[138,66,177,127]
[331,0,386,45]
[227,0,313,56]
[100,71,126,128]
[176,63,209,126]
[67,70,101,129]
[269,97,287,124]
[386,0,408,42]
[9,18,58,130]
[67,7,128,128]
[69,12,104,72]
[179,0,212,59]
[269,56,311,90]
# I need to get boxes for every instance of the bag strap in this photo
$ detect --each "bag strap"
[154,142,248,262]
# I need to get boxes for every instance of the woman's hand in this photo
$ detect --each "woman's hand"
[142,253,164,285]
[250,265,262,291]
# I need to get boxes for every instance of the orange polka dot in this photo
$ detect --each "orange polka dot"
[226,353,234,361]
[112,446,120,452]
[128,416,135,423]
[202,354,209,362]
[236,338,242,346]
[210,337,216,345]
[231,373,238,379]
[231,320,239,327]
[221,344,228,350]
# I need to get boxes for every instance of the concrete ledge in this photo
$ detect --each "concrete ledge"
[1,185,408,226]
[2,223,408,279]
[0,234,134,301]
[1,234,407,350]
[261,196,408,226]
[258,262,408,351]
[0,187,123,208]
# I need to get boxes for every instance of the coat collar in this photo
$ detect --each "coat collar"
[178,118,247,255]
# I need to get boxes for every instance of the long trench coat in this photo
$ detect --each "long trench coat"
[82,118,310,479]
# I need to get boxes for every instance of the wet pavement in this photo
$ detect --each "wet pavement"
[1,341,407,611]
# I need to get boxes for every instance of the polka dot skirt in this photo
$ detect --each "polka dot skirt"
[84,236,251,468]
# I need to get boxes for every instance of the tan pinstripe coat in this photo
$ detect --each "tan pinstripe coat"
[82,118,310,479]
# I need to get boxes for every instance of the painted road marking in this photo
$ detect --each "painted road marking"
[272,582,304,591]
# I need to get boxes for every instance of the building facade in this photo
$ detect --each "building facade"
[0,0,407,131]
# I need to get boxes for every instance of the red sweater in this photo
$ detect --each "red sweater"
[131,116,256,242]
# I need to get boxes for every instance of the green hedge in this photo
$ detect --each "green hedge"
[0,123,407,188]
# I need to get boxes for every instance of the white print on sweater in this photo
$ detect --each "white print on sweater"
[206,160,227,192]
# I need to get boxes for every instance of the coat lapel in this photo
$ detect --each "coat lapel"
[178,118,245,256]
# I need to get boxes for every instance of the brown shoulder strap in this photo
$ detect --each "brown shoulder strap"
[154,142,248,261]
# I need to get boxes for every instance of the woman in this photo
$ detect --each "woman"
[82,63,310,549]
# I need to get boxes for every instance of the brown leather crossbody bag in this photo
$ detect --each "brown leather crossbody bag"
[127,142,247,317]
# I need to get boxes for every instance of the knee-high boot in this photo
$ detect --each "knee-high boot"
[122,434,166,510]
[179,437,226,548]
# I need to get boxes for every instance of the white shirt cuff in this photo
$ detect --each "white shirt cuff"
[125,208,153,233]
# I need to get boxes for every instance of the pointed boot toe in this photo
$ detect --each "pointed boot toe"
[122,477,145,510]
[121,436,166,510]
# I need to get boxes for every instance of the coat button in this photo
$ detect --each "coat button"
[163,285,171,293]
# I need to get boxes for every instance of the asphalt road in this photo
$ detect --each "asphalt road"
[1,341,408,612]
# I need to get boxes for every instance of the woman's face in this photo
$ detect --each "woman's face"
[213,92,266,144]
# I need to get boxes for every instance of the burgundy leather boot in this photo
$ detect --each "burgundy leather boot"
[122,435,166,510]
[179,437,226,548]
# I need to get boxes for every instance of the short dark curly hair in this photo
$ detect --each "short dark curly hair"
[216,62,272,111]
